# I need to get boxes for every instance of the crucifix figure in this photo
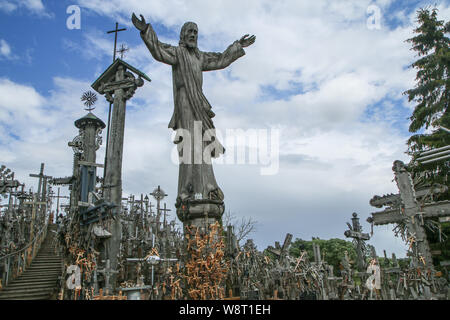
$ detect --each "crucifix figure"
[132,14,255,227]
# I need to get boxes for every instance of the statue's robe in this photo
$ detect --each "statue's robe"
[141,26,245,202]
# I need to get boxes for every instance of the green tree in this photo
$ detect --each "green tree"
[289,238,357,275]
[404,7,450,269]
[405,7,449,184]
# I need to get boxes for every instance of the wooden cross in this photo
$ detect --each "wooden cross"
[97,259,119,295]
[29,163,52,202]
[267,233,293,259]
[48,187,69,217]
[160,203,171,228]
[312,242,322,265]
[107,22,127,62]
[368,160,449,269]
[344,212,370,271]
[24,194,46,240]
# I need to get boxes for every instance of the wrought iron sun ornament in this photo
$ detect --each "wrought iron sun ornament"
[81,91,98,111]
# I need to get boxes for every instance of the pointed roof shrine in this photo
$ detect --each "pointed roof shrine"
[91,58,151,93]
[74,112,106,129]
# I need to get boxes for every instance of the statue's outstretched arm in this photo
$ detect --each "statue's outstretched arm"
[202,34,255,71]
[132,13,177,66]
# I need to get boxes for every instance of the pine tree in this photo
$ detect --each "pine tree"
[405,7,449,185]
[404,7,449,269]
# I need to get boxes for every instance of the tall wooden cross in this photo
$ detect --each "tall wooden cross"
[29,163,52,203]
[344,212,370,271]
[24,194,46,240]
[104,22,127,186]
[161,203,171,228]
[312,242,322,265]
[368,160,450,269]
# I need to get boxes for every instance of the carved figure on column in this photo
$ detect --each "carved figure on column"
[132,14,255,225]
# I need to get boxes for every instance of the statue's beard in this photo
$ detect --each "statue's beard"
[186,39,197,49]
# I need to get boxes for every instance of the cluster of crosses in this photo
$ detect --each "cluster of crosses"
[0,163,63,287]
[1,19,449,300]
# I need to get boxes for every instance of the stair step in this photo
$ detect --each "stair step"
[21,271,61,275]
[2,282,56,290]
[28,266,62,270]
[26,264,61,268]
[19,273,61,278]
[16,276,59,281]
[1,285,55,293]
[0,290,53,300]
[29,263,62,268]
[5,279,59,287]
[17,273,60,278]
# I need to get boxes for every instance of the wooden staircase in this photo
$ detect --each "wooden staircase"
[0,225,63,300]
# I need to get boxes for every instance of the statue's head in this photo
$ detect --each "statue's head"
[179,21,198,49]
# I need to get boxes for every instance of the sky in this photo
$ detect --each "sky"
[0,0,449,257]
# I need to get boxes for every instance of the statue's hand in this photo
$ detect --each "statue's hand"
[239,34,256,48]
[132,13,149,32]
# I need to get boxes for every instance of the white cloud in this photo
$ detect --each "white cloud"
[0,0,51,17]
[4,0,448,256]
[0,39,12,59]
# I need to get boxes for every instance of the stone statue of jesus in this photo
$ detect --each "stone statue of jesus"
[132,14,255,224]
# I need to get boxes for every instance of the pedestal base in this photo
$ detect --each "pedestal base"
[176,198,224,226]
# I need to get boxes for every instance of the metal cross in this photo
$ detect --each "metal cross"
[344,212,370,271]
[116,43,129,60]
[150,185,168,232]
[107,22,127,62]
